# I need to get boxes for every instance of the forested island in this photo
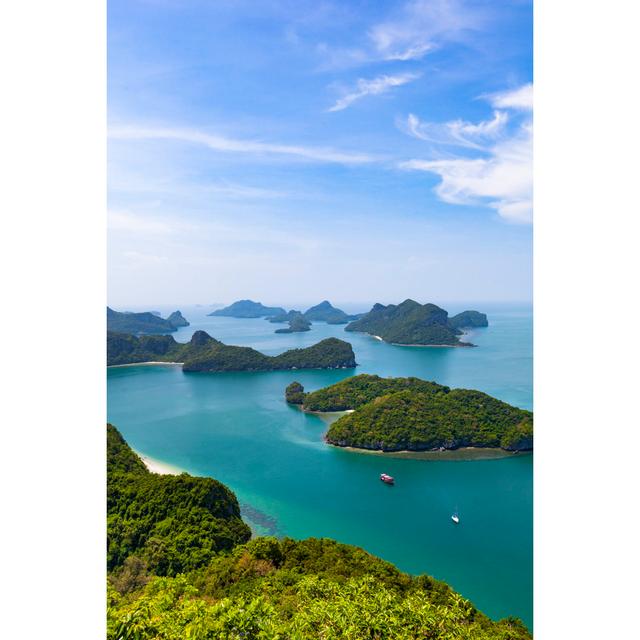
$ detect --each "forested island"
[107,330,356,371]
[107,424,531,639]
[286,374,533,452]
[209,299,286,318]
[107,307,190,334]
[302,300,361,324]
[344,299,488,346]
[274,311,312,333]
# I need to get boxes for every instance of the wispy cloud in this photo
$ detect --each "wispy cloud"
[399,83,532,223]
[328,72,420,112]
[488,83,533,111]
[403,110,509,149]
[369,0,487,62]
[109,126,378,165]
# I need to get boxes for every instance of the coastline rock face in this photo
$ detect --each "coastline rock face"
[285,381,306,404]
[448,310,488,329]
[209,300,286,318]
[107,306,177,334]
[345,299,476,346]
[167,310,190,327]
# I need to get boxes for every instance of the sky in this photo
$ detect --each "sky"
[107,0,532,309]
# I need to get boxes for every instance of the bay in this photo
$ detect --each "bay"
[107,303,532,627]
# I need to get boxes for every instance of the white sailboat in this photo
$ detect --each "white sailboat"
[451,507,460,524]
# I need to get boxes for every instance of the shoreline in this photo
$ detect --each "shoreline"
[107,361,184,368]
[349,329,475,348]
[328,444,530,461]
[134,450,185,475]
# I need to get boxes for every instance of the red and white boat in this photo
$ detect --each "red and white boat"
[380,473,395,485]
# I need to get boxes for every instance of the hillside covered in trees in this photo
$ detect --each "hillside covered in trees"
[286,375,533,452]
[107,425,531,639]
[209,299,286,318]
[345,299,487,346]
[107,307,190,334]
[107,330,357,371]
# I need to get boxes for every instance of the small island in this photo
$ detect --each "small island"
[344,299,487,346]
[108,330,357,371]
[285,374,532,453]
[107,306,190,334]
[302,300,361,324]
[209,299,286,318]
[274,312,312,333]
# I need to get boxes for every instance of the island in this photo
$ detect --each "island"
[209,299,286,318]
[107,330,357,371]
[166,310,190,327]
[344,299,487,346]
[302,300,361,324]
[285,374,533,453]
[274,312,312,333]
[267,309,303,323]
[107,306,190,334]
[107,424,531,639]
[448,310,489,329]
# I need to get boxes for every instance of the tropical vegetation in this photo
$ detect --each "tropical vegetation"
[287,375,533,452]
[107,425,531,639]
[107,307,190,334]
[209,300,286,318]
[345,299,487,345]
[107,330,357,371]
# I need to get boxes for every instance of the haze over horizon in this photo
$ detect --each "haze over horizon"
[108,0,532,308]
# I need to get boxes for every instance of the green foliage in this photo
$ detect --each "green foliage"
[209,300,286,318]
[108,562,531,639]
[303,300,356,323]
[294,375,532,451]
[107,429,531,638]
[274,312,312,333]
[107,331,356,371]
[107,425,251,576]
[345,299,481,346]
[107,307,179,334]
[284,381,306,405]
[448,310,489,329]
[300,374,448,411]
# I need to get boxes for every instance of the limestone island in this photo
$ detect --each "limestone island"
[107,306,190,334]
[285,374,532,453]
[344,299,487,346]
[108,330,357,372]
[302,300,362,325]
[274,312,312,333]
[209,299,286,318]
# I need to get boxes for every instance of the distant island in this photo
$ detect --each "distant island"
[268,309,303,323]
[274,312,312,333]
[286,374,532,453]
[107,330,356,371]
[209,299,286,318]
[302,300,361,324]
[107,306,190,334]
[344,299,487,346]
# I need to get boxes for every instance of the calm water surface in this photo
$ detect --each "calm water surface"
[107,304,532,627]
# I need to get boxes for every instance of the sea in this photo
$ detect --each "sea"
[107,302,533,628]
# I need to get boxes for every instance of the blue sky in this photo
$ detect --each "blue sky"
[108,0,532,308]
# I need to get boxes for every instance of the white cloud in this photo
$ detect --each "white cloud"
[488,83,533,111]
[400,122,532,223]
[109,126,378,165]
[108,210,197,235]
[369,0,487,62]
[328,73,420,112]
[404,110,509,149]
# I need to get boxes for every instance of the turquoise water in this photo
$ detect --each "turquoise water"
[107,304,532,627]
